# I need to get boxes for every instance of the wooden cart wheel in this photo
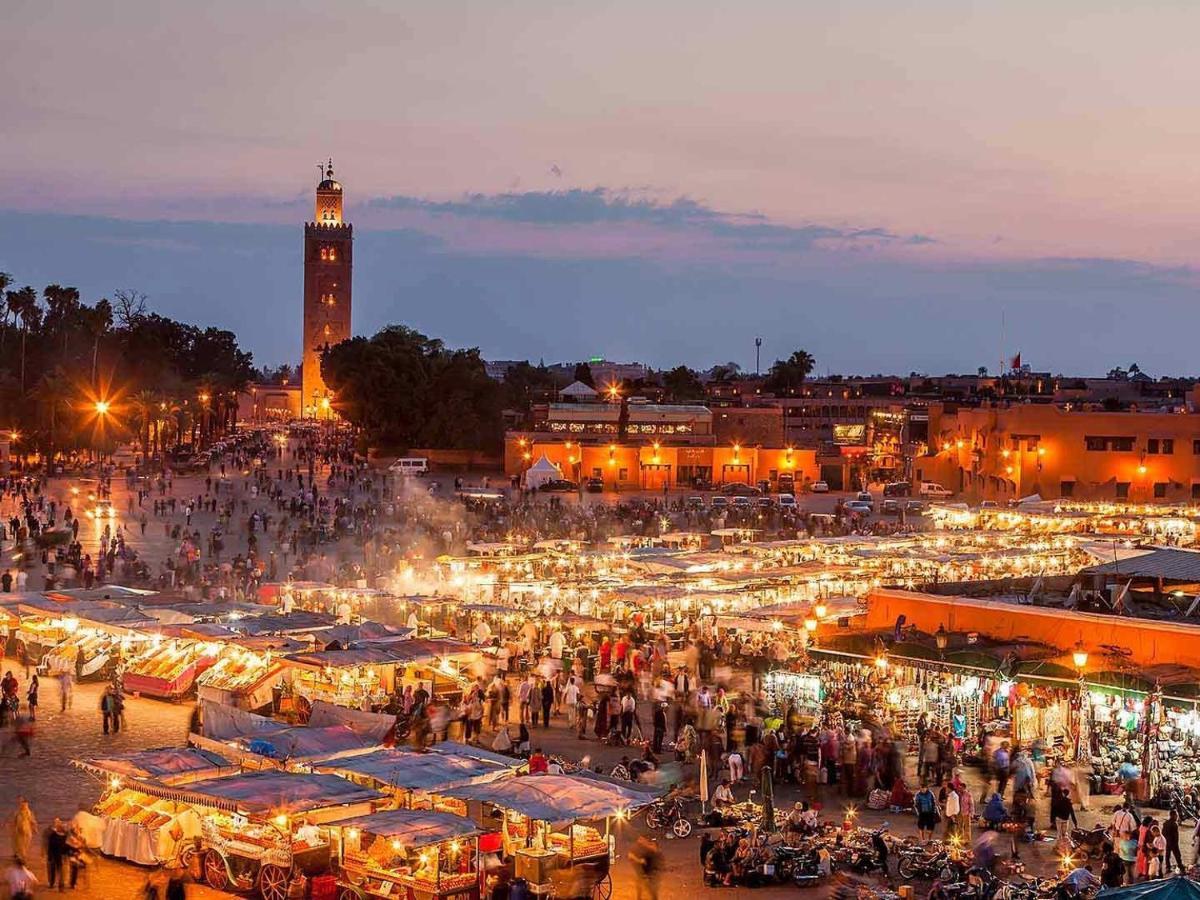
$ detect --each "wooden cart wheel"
[258,863,289,900]
[296,696,312,724]
[593,872,612,900]
[203,850,229,891]
[338,888,362,900]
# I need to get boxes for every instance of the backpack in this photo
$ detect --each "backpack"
[915,790,936,814]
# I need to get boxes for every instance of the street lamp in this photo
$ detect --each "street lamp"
[935,624,949,652]
[94,400,110,415]
[1072,642,1089,671]
[814,602,827,619]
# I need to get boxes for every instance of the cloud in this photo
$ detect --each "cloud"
[366,187,931,252]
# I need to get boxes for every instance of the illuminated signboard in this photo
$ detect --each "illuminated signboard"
[833,424,866,445]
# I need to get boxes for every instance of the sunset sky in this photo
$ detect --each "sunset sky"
[2,0,1196,374]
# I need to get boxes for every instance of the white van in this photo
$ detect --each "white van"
[920,481,953,498]
[388,457,429,476]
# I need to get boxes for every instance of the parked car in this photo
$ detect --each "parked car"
[980,500,999,509]
[584,478,604,493]
[920,482,953,499]
[539,479,578,492]
[754,496,774,509]
[711,496,730,509]
[844,500,873,515]
[882,498,901,514]
[905,500,926,514]
[811,481,830,493]
[778,493,798,510]
[731,496,753,509]
[685,496,705,510]
[721,482,761,497]
[856,491,874,504]
[883,482,912,497]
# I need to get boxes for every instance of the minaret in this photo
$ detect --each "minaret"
[301,159,353,418]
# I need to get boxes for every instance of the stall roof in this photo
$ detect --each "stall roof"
[332,809,480,844]
[316,747,510,790]
[440,774,655,824]
[1098,876,1200,900]
[75,747,234,784]
[283,647,406,668]
[1085,548,1200,582]
[232,611,337,635]
[433,741,525,768]
[240,724,376,760]
[179,771,383,815]
[319,622,413,649]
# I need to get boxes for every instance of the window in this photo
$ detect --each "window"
[1115,482,1130,499]
[1154,482,1168,499]
[1193,483,1200,500]
[1148,438,1175,454]
[591,468,602,479]
[1148,439,1159,454]
[1085,436,1135,452]
[1163,439,1174,455]
[1060,480,1075,498]
[1193,439,1200,454]
[618,468,628,480]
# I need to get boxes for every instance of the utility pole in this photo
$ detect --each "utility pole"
[755,337,762,376]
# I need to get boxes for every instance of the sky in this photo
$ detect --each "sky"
[1,0,1197,376]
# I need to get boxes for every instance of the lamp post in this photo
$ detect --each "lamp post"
[935,623,949,659]
[1073,642,1089,760]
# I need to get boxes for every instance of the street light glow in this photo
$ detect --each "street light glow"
[94,400,110,415]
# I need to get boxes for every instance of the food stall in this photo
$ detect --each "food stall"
[125,637,220,700]
[178,770,385,900]
[333,810,482,900]
[440,774,660,899]
[73,747,236,866]
[41,629,138,681]
[197,644,289,712]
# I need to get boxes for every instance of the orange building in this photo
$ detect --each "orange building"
[506,401,816,489]
[301,161,352,419]
[915,404,1200,502]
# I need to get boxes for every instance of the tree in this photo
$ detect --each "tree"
[501,361,559,416]
[112,289,148,328]
[322,325,502,451]
[763,349,816,394]
[708,362,741,384]
[661,365,705,402]
[572,362,595,387]
[6,286,41,392]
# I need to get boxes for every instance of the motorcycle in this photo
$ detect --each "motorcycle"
[896,846,965,881]
[645,796,693,838]
[1069,825,1108,859]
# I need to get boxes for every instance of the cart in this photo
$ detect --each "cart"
[332,809,481,900]
[175,771,384,900]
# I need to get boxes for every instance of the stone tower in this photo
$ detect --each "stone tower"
[302,159,353,417]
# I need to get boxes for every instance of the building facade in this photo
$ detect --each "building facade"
[301,161,353,418]
[915,402,1200,501]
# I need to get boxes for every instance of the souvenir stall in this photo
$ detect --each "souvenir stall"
[333,810,482,900]
[177,770,385,900]
[763,670,823,720]
[124,637,221,700]
[281,648,406,717]
[441,774,659,900]
[314,746,517,811]
[73,747,236,866]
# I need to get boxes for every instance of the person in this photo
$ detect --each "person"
[1063,864,1100,894]
[540,678,553,728]
[941,781,960,841]
[1117,826,1139,884]
[992,741,1011,798]
[914,780,940,843]
[620,691,636,740]
[562,677,580,728]
[712,778,735,808]
[982,792,1007,830]
[46,816,68,890]
[1100,844,1125,889]
[1111,801,1138,844]
[1050,782,1074,846]
[100,687,116,734]
[628,835,663,900]
[528,748,548,774]
[652,702,666,754]
[11,713,33,757]
[58,670,72,712]
[1163,809,1183,874]
[1147,824,1165,879]
[11,799,37,861]
[491,725,514,754]
[5,857,37,900]
[25,675,37,721]
[1135,815,1152,881]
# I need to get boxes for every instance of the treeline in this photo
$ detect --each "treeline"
[0,274,256,462]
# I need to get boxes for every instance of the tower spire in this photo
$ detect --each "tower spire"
[326,157,334,179]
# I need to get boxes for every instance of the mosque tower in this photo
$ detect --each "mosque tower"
[301,159,353,417]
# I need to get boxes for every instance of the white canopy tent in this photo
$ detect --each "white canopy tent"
[524,456,563,490]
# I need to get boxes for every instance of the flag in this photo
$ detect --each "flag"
[1010,352,1022,371]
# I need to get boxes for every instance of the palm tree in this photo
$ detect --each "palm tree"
[7,286,40,393]
[130,389,159,464]
[33,367,74,472]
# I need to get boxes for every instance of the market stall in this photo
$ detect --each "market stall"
[197,644,288,712]
[124,637,220,700]
[333,810,482,900]
[73,747,236,866]
[178,770,385,900]
[440,774,659,899]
